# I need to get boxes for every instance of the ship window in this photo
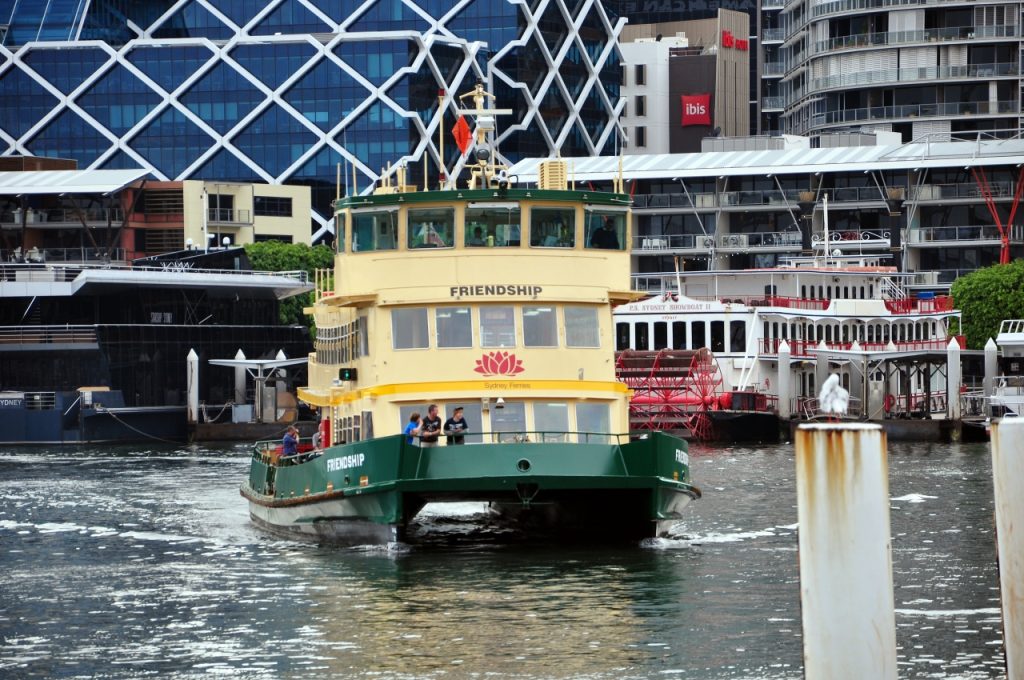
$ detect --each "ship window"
[530,207,576,248]
[616,322,630,350]
[481,306,516,348]
[635,323,649,350]
[565,306,600,347]
[692,321,706,349]
[585,210,626,250]
[392,307,429,349]
[534,402,569,441]
[408,208,454,248]
[729,321,746,353]
[358,313,369,356]
[653,321,668,349]
[576,402,611,443]
[710,321,725,352]
[523,306,558,347]
[352,210,397,252]
[465,205,521,247]
[436,307,473,348]
[491,401,526,442]
[672,321,687,349]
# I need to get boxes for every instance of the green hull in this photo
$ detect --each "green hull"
[241,432,700,543]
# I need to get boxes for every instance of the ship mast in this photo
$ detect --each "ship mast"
[456,82,514,190]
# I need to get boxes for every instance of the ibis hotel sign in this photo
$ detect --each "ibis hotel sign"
[681,94,711,127]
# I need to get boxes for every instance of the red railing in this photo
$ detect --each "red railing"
[684,294,832,310]
[761,336,965,356]
[883,295,954,314]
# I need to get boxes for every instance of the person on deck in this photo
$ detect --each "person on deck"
[282,426,299,456]
[419,404,442,448]
[443,407,469,445]
[590,217,620,249]
[404,412,422,444]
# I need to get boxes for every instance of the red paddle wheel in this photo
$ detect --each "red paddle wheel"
[615,348,727,441]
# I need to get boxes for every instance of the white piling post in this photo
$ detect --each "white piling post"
[795,423,897,680]
[814,339,829,405]
[186,348,199,424]
[984,338,998,400]
[234,348,246,405]
[991,419,1024,678]
[947,337,961,420]
[275,349,287,397]
[777,340,791,419]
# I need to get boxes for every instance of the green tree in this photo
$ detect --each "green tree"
[950,260,1024,349]
[244,241,334,328]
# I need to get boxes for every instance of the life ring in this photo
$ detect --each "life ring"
[884,394,897,413]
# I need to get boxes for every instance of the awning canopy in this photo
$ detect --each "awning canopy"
[0,168,149,195]
[509,138,1024,182]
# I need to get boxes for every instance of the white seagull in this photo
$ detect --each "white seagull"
[818,373,850,416]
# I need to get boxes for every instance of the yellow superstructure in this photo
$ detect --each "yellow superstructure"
[299,174,635,446]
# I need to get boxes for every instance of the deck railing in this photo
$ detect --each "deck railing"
[0,325,98,345]
[761,336,964,356]
[0,262,308,284]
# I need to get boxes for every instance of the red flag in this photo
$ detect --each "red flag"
[452,116,472,155]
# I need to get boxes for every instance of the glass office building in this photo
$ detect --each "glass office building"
[0,0,624,239]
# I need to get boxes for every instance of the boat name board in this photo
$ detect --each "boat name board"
[634,302,715,313]
[676,448,689,466]
[451,285,544,298]
[326,453,365,472]
[484,381,532,390]
[0,393,25,408]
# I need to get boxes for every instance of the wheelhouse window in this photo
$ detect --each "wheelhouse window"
[585,210,626,250]
[352,209,398,252]
[480,306,516,348]
[523,306,557,347]
[465,204,521,247]
[534,402,569,442]
[530,207,575,248]
[491,401,526,442]
[436,307,472,348]
[392,307,429,349]
[576,402,611,443]
[565,306,600,348]
[408,208,454,248]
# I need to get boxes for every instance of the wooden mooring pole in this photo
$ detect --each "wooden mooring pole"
[991,419,1024,678]
[795,423,898,680]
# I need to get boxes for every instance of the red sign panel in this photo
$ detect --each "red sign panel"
[721,30,749,50]
[681,94,711,127]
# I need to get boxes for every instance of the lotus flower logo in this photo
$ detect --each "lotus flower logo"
[474,351,524,376]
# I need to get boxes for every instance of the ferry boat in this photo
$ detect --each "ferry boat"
[615,252,963,441]
[240,89,700,544]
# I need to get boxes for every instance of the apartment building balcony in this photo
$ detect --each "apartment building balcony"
[762,96,786,111]
[721,188,801,207]
[207,208,253,225]
[811,99,1018,129]
[907,224,1024,245]
[762,0,786,10]
[718,231,803,250]
[812,0,971,21]
[0,208,124,227]
[910,182,1013,201]
[2,247,127,264]
[763,27,787,43]
[813,24,1019,54]
[763,61,786,77]
[633,192,717,210]
[810,62,1018,94]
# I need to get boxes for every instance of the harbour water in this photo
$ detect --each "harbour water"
[0,440,1007,678]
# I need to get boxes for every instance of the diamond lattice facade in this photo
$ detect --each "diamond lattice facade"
[0,0,624,239]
